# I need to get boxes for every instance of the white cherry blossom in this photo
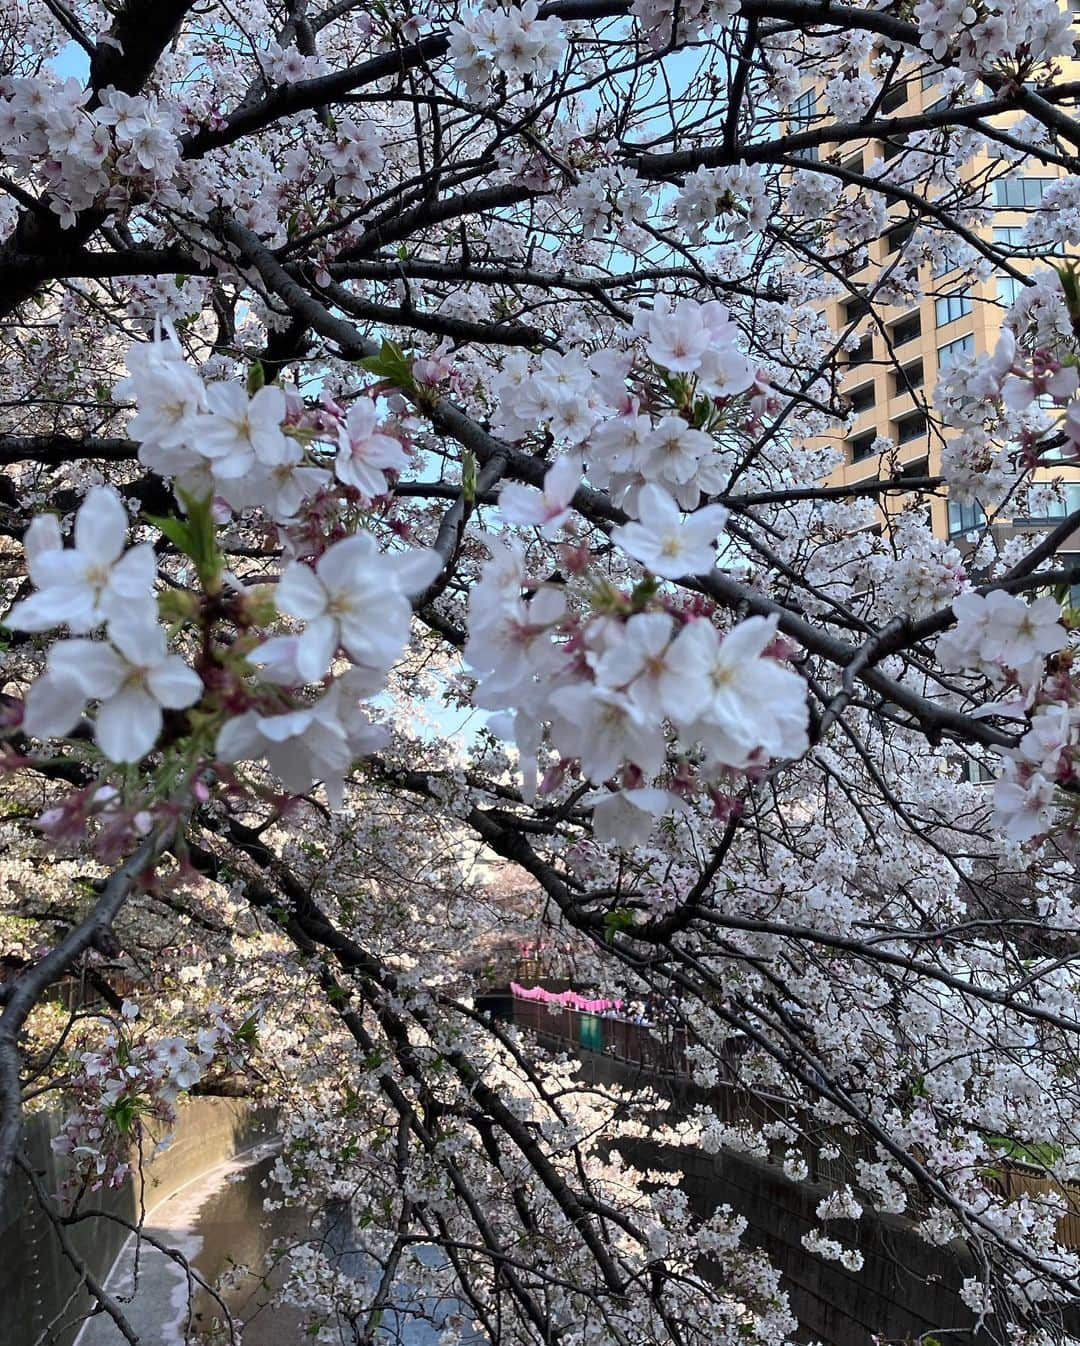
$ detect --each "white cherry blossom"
[24,617,202,762]
[275,534,441,682]
[499,455,581,537]
[550,682,667,783]
[6,487,156,634]
[200,383,289,478]
[611,484,728,579]
[676,616,809,769]
[594,611,710,721]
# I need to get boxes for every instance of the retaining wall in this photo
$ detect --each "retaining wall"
[1,1097,275,1346]
[518,1009,1080,1346]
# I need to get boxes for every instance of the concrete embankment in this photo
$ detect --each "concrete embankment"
[3,1097,275,1346]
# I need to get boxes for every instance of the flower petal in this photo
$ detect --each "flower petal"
[22,672,85,739]
[276,562,327,620]
[48,639,126,697]
[75,486,127,565]
[95,687,162,762]
[146,655,203,709]
[295,616,338,682]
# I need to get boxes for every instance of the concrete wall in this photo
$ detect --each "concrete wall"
[625,1137,986,1346]
[525,1023,1080,1346]
[1,1097,275,1346]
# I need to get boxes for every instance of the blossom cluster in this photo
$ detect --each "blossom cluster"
[50,1000,257,1191]
[465,525,808,847]
[5,330,440,817]
[447,2,568,98]
[495,297,759,511]
[912,0,1073,74]
[0,79,181,228]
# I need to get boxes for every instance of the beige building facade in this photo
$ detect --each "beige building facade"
[795,61,1080,549]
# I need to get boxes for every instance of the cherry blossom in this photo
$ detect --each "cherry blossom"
[942,590,1067,681]
[676,616,809,770]
[334,400,408,497]
[611,484,729,579]
[550,683,667,783]
[5,487,156,634]
[200,383,290,477]
[275,534,442,681]
[499,454,581,536]
[24,617,202,762]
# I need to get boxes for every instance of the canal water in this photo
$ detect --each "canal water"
[76,1142,478,1346]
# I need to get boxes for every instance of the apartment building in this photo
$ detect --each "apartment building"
[791,57,1080,554]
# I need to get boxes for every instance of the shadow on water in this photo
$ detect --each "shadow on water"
[190,1156,481,1346]
[187,1153,310,1345]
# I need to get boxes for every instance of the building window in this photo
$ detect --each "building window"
[998,274,1025,306]
[894,410,927,445]
[847,382,876,415]
[850,430,878,462]
[880,80,909,114]
[993,225,1027,250]
[842,295,872,325]
[921,68,939,91]
[889,312,922,347]
[938,334,974,369]
[993,178,1054,209]
[961,756,997,785]
[845,332,874,366]
[789,90,819,162]
[841,151,864,175]
[935,290,972,326]
[892,359,924,397]
[885,219,916,255]
[901,456,929,480]
[994,226,1061,258]
[948,498,986,536]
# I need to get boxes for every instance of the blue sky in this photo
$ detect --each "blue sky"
[51,41,90,82]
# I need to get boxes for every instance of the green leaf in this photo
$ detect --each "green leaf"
[246,359,266,394]
[1056,263,1080,327]
[235,1014,259,1046]
[106,1094,140,1135]
[146,513,195,557]
[603,908,636,943]
[148,492,223,593]
[359,338,415,390]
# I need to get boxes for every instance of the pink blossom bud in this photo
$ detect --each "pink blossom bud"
[708,789,744,823]
[538,760,568,796]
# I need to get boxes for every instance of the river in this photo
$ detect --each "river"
[75,1142,477,1346]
